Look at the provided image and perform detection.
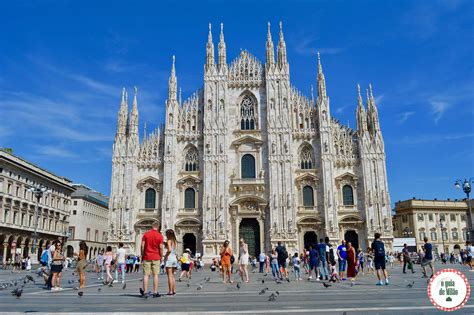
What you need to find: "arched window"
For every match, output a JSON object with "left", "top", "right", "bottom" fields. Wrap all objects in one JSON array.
[
  {"left": 184, "top": 146, "right": 198, "bottom": 171},
  {"left": 300, "top": 145, "right": 313, "bottom": 169},
  {"left": 145, "top": 188, "right": 156, "bottom": 208},
  {"left": 184, "top": 188, "right": 195, "bottom": 209},
  {"left": 241, "top": 154, "right": 256, "bottom": 179},
  {"left": 342, "top": 185, "right": 354, "bottom": 205},
  {"left": 303, "top": 186, "right": 314, "bottom": 206},
  {"left": 240, "top": 95, "right": 256, "bottom": 130}
]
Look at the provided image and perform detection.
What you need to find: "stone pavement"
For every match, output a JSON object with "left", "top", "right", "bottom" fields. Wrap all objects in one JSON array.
[{"left": 0, "top": 262, "right": 473, "bottom": 314}]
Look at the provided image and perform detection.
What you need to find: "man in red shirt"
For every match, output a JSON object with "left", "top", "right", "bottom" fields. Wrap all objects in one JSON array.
[{"left": 140, "top": 222, "right": 164, "bottom": 297}]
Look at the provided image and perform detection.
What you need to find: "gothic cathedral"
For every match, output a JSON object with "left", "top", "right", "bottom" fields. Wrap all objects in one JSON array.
[{"left": 108, "top": 23, "right": 393, "bottom": 258}]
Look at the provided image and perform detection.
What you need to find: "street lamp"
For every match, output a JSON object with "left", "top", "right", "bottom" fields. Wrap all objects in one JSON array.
[
  {"left": 402, "top": 227, "right": 413, "bottom": 238},
  {"left": 439, "top": 219, "right": 447, "bottom": 255},
  {"left": 455, "top": 178, "right": 474, "bottom": 243},
  {"left": 27, "top": 185, "right": 52, "bottom": 255}
]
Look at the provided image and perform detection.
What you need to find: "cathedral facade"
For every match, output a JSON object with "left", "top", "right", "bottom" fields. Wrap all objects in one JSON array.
[{"left": 108, "top": 23, "right": 393, "bottom": 258}]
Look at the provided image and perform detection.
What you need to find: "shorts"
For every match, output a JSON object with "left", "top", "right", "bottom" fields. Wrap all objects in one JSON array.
[
  {"left": 374, "top": 256, "right": 386, "bottom": 270},
  {"left": 76, "top": 259, "right": 87, "bottom": 272},
  {"left": 142, "top": 260, "right": 160, "bottom": 276},
  {"left": 165, "top": 255, "right": 178, "bottom": 268},
  {"left": 181, "top": 263, "right": 190, "bottom": 271},
  {"left": 40, "top": 261, "right": 47, "bottom": 267},
  {"left": 421, "top": 258, "right": 433, "bottom": 268},
  {"left": 338, "top": 259, "right": 346, "bottom": 272},
  {"left": 466, "top": 256, "right": 472, "bottom": 263},
  {"left": 309, "top": 260, "right": 318, "bottom": 270},
  {"left": 51, "top": 264, "right": 63, "bottom": 273},
  {"left": 278, "top": 260, "right": 287, "bottom": 269}
]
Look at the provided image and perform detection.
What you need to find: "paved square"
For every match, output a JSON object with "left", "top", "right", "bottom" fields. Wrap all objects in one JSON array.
[{"left": 0, "top": 263, "right": 473, "bottom": 314}]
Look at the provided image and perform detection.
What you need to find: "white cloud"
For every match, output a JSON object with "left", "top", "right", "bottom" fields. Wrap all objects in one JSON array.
[
  {"left": 395, "top": 133, "right": 474, "bottom": 145},
  {"left": 430, "top": 100, "right": 451, "bottom": 124},
  {"left": 397, "top": 111, "right": 415, "bottom": 124},
  {"left": 294, "top": 35, "right": 343, "bottom": 56},
  {"left": 36, "top": 145, "right": 78, "bottom": 158}
]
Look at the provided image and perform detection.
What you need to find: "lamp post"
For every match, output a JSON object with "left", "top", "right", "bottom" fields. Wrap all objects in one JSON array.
[
  {"left": 402, "top": 227, "right": 413, "bottom": 238},
  {"left": 455, "top": 178, "right": 474, "bottom": 243},
  {"left": 27, "top": 185, "right": 52, "bottom": 255},
  {"left": 439, "top": 219, "right": 447, "bottom": 255}
]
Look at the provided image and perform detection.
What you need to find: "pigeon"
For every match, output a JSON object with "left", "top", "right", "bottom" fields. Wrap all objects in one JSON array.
[
  {"left": 12, "top": 287, "right": 23, "bottom": 298},
  {"left": 268, "top": 293, "right": 277, "bottom": 301},
  {"left": 264, "top": 273, "right": 267, "bottom": 277},
  {"left": 186, "top": 283, "right": 190, "bottom": 287},
  {"left": 236, "top": 282, "right": 241, "bottom": 289},
  {"left": 258, "top": 288, "right": 269, "bottom": 295},
  {"left": 407, "top": 281, "right": 415, "bottom": 288},
  {"left": 205, "top": 277, "right": 210, "bottom": 282},
  {"left": 275, "top": 279, "right": 281, "bottom": 284},
  {"left": 108, "top": 283, "right": 113, "bottom": 288},
  {"left": 122, "top": 283, "right": 126, "bottom": 290},
  {"left": 350, "top": 281, "right": 354, "bottom": 287},
  {"left": 286, "top": 278, "right": 290, "bottom": 283},
  {"left": 275, "top": 291, "right": 279, "bottom": 295},
  {"left": 68, "top": 280, "right": 73, "bottom": 284},
  {"left": 97, "top": 288, "right": 102, "bottom": 292},
  {"left": 261, "top": 279, "right": 265, "bottom": 284},
  {"left": 72, "top": 272, "right": 75, "bottom": 276},
  {"left": 14, "top": 281, "right": 17, "bottom": 286},
  {"left": 78, "top": 291, "right": 83, "bottom": 297},
  {"left": 73, "top": 287, "right": 79, "bottom": 290},
  {"left": 197, "top": 284, "right": 203, "bottom": 290},
  {"left": 323, "top": 282, "right": 331, "bottom": 288},
  {"left": 26, "top": 275, "right": 35, "bottom": 283}
]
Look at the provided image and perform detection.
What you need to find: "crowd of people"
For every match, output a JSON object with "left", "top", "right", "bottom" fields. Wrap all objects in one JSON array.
[{"left": 3, "top": 223, "right": 473, "bottom": 298}]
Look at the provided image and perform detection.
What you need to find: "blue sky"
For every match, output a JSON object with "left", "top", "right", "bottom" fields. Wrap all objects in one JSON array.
[{"left": 0, "top": 0, "right": 473, "bottom": 205}]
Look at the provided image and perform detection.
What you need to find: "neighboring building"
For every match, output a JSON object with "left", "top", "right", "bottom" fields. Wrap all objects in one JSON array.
[
  {"left": 0, "top": 149, "right": 75, "bottom": 263},
  {"left": 109, "top": 23, "right": 393, "bottom": 257},
  {"left": 393, "top": 198, "right": 472, "bottom": 254},
  {"left": 66, "top": 184, "right": 109, "bottom": 259}
]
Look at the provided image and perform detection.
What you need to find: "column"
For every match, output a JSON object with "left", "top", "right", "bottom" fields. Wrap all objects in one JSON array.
[{"left": 2, "top": 243, "right": 8, "bottom": 265}]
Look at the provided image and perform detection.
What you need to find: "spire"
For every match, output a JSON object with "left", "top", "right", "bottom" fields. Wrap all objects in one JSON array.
[
  {"left": 277, "top": 21, "right": 287, "bottom": 67},
  {"left": 218, "top": 23, "right": 226, "bottom": 68},
  {"left": 116, "top": 87, "right": 129, "bottom": 136},
  {"left": 143, "top": 121, "right": 147, "bottom": 143},
  {"left": 310, "top": 84, "right": 315, "bottom": 104},
  {"left": 266, "top": 22, "right": 275, "bottom": 65},
  {"left": 317, "top": 52, "right": 327, "bottom": 99},
  {"left": 179, "top": 87, "right": 182, "bottom": 106},
  {"left": 168, "top": 55, "right": 177, "bottom": 101},
  {"left": 367, "top": 83, "right": 380, "bottom": 133},
  {"left": 129, "top": 86, "right": 139, "bottom": 136},
  {"left": 206, "top": 23, "right": 215, "bottom": 70},
  {"left": 356, "top": 84, "right": 368, "bottom": 132}
]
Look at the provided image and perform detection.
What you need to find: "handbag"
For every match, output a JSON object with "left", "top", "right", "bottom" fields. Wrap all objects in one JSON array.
[{"left": 407, "top": 260, "right": 413, "bottom": 270}]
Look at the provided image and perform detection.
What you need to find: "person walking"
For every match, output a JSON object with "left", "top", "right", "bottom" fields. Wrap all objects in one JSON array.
[
  {"left": 270, "top": 249, "right": 280, "bottom": 279},
  {"left": 292, "top": 253, "right": 302, "bottom": 280},
  {"left": 317, "top": 239, "right": 329, "bottom": 281},
  {"left": 371, "top": 233, "right": 389, "bottom": 285},
  {"left": 258, "top": 252, "right": 266, "bottom": 273},
  {"left": 114, "top": 242, "right": 126, "bottom": 284},
  {"left": 402, "top": 244, "right": 415, "bottom": 274},
  {"left": 96, "top": 250, "right": 104, "bottom": 280},
  {"left": 134, "top": 256, "right": 141, "bottom": 272},
  {"left": 104, "top": 246, "right": 114, "bottom": 285},
  {"left": 164, "top": 229, "right": 178, "bottom": 295},
  {"left": 76, "top": 241, "right": 88, "bottom": 289},
  {"left": 26, "top": 256, "right": 31, "bottom": 271},
  {"left": 421, "top": 237, "right": 435, "bottom": 278},
  {"left": 337, "top": 240, "right": 347, "bottom": 280},
  {"left": 346, "top": 242, "right": 357, "bottom": 284},
  {"left": 238, "top": 239, "right": 250, "bottom": 283},
  {"left": 307, "top": 244, "right": 318, "bottom": 280},
  {"left": 179, "top": 249, "right": 192, "bottom": 281},
  {"left": 357, "top": 249, "right": 365, "bottom": 275},
  {"left": 140, "top": 222, "right": 164, "bottom": 298},
  {"left": 219, "top": 240, "right": 233, "bottom": 284},
  {"left": 275, "top": 241, "right": 289, "bottom": 281},
  {"left": 51, "top": 242, "right": 65, "bottom": 291},
  {"left": 465, "top": 241, "right": 473, "bottom": 271}
]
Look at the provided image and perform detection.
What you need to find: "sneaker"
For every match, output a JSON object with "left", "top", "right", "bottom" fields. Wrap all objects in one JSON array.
[
  {"left": 308, "top": 276, "right": 313, "bottom": 280},
  {"left": 51, "top": 287, "right": 58, "bottom": 291},
  {"left": 113, "top": 280, "right": 118, "bottom": 283},
  {"left": 316, "top": 277, "right": 320, "bottom": 281},
  {"left": 385, "top": 280, "right": 389, "bottom": 285},
  {"left": 376, "top": 281, "right": 383, "bottom": 286},
  {"left": 57, "top": 287, "right": 63, "bottom": 290},
  {"left": 342, "top": 278, "right": 347, "bottom": 281},
  {"left": 139, "top": 288, "right": 145, "bottom": 297},
  {"left": 153, "top": 293, "right": 161, "bottom": 298}
]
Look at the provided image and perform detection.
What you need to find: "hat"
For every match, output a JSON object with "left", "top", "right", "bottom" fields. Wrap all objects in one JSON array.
[{"left": 185, "top": 248, "right": 191, "bottom": 253}]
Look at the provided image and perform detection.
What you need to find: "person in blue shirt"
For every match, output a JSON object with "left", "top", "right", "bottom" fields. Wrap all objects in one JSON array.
[
  {"left": 317, "top": 238, "right": 329, "bottom": 280},
  {"left": 421, "top": 237, "right": 435, "bottom": 278},
  {"left": 307, "top": 245, "right": 319, "bottom": 280},
  {"left": 337, "top": 240, "right": 347, "bottom": 280}
]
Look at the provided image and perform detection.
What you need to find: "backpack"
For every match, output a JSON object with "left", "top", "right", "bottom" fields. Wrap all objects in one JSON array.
[
  {"left": 281, "top": 247, "right": 288, "bottom": 260},
  {"left": 372, "top": 240, "right": 385, "bottom": 257},
  {"left": 230, "top": 255, "right": 235, "bottom": 264},
  {"left": 40, "top": 250, "right": 49, "bottom": 264},
  {"left": 328, "top": 247, "right": 336, "bottom": 265}
]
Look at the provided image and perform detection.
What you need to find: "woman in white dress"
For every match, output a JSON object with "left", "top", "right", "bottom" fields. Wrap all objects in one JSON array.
[
  {"left": 164, "top": 229, "right": 178, "bottom": 295},
  {"left": 238, "top": 238, "right": 250, "bottom": 283}
]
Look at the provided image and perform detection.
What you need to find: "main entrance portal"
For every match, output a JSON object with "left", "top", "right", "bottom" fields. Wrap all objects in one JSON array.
[
  {"left": 239, "top": 218, "right": 260, "bottom": 258},
  {"left": 183, "top": 233, "right": 197, "bottom": 255},
  {"left": 344, "top": 230, "right": 359, "bottom": 251},
  {"left": 304, "top": 231, "right": 318, "bottom": 250}
]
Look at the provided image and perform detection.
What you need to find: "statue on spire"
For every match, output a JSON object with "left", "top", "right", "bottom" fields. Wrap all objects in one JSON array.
[
  {"left": 277, "top": 21, "right": 287, "bottom": 67},
  {"left": 317, "top": 52, "right": 327, "bottom": 99},
  {"left": 266, "top": 22, "right": 275, "bottom": 65},
  {"left": 206, "top": 23, "right": 215, "bottom": 70},
  {"left": 168, "top": 55, "right": 177, "bottom": 101},
  {"left": 218, "top": 22, "right": 226, "bottom": 68}
]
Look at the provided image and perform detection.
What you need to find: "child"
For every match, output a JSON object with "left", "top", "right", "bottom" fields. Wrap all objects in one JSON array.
[
  {"left": 292, "top": 253, "right": 302, "bottom": 280},
  {"left": 329, "top": 260, "right": 339, "bottom": 282}
]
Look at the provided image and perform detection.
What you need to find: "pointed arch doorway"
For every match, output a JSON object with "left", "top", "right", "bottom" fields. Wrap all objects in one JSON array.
[
  {"left": 183, "top": 233, "right": 196, "bottom": 255},
  {"left": 344, "top": 230, "right": 359, "bottom": 251},
  {"left": 304, "top": 231, "right": 318, "bottom": 250}
]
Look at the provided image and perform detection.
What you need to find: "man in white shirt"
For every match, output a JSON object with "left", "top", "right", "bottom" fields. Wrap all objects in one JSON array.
[
  {"left": 466, "top": 241, "right": 473, "bottom": 271},
  {"left": 258, "top": 252, "right": 266, "bottom": 273},
  {"left": 115, "top": 242, "right": 127, "bottom": 284}
]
